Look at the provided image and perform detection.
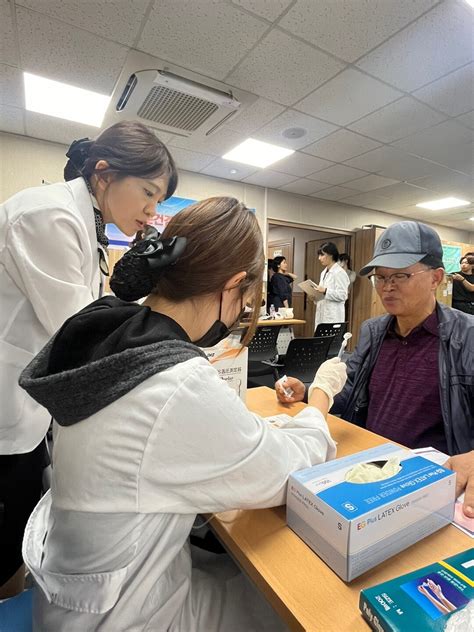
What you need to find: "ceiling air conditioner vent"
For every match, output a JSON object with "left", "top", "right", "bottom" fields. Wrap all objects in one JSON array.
[
  {"left": 137, "top": 84, "right": 219, "bottom": 132},
  {"left": 104, "top": 57, "right": 251, "bottom": 138}
]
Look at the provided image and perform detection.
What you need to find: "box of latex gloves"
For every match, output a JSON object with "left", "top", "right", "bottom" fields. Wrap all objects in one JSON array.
[
  {"left": 202, "top": 334, "right": 248, "bottom": 402},
  {"left": 286, "top": 443, "right": 455, "bottom": 582}
]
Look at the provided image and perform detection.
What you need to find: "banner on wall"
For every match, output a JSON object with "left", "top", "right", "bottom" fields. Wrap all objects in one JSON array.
[
  {"left": 106, "top": 196, "right": 196, "bottom": 247},
  {"left": 442, "top": 244, "right": 462, "bottom": 274}
]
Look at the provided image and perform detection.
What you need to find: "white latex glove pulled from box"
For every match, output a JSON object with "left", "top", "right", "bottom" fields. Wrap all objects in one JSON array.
[{"left": 308, "top": 357, "right": 347, "bottom": 410}]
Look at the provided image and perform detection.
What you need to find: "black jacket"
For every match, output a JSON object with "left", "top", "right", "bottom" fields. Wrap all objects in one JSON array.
[{"left": 331, "top": 303, "right": 474, "bottom": 455}]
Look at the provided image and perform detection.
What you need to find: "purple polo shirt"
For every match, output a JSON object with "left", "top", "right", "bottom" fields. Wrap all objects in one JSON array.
[{"left": 366, "top": 310, "right": 447, "bottom": 452}]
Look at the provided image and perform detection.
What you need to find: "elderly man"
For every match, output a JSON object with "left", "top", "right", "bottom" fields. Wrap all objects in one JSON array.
[{"left": 277, "top": 221, "right": 473, "bottom": 456}]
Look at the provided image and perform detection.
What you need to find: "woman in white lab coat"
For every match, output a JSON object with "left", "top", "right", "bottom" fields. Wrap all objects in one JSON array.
[
  {"left": 314, "top": 242, "right": 350, "bottom": 331},
  {"left": 0, "top": 121, "right": 177, "bottom": 597},
  {"left": 20, "top": 197, "right": 347, "bottom": 631}
]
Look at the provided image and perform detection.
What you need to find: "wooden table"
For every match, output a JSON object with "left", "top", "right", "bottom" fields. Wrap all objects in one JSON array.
[
  {"left": 240, "top": 318, "right": 306, "bottom": 328},
  {"left": 210, "top": 387, "right": 469, "bottom": 632}
]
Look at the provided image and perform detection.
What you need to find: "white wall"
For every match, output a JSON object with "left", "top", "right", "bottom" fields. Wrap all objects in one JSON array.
[
  {"left": 1, "top": 131, "right": 473, "bottom": 246},
  {"left": 268, "top": 224, "right": 334, "bottom": 281}
]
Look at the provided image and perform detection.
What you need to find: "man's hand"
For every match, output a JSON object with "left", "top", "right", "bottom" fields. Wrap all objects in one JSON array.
[
  {"left": 275, "top": 377, "right": 305, "bottom": 404},
  {"left": 452, "top": 273, "right": 464, "bottom": 282},
  {"left": 315, "top": 285, "right": 326, "bottom": 294},
  {"left": 445, "top": 451, "right": 474, "bottom": 517}
]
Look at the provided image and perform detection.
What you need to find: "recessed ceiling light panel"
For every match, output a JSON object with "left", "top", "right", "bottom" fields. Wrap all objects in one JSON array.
[
  {"left": 24, "top": 72, "right": 110, "bottom": 127},
  {"left": 416, "top": 197, "right": 470, "bottom": 210},
  {"left": 222, "top": 138, "right": 294, "bottom": 168}
]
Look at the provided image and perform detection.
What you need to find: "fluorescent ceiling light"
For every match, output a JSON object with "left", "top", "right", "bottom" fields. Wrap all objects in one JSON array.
[
  {"left": 465, "top": 0, "right": 474, "bottom": 7},
  {"left": 222, "top": 138, "right": 294, "bottom": 168},
  {"left": 24, "top": 72, "right": 110, "bottom": 127},
  {"left": 416, "top": 197, "right": 470, "bottom": 210}
]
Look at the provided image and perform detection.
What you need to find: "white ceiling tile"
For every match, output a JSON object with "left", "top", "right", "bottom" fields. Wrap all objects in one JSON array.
[
  {"left": 279, "top": 178, "right": 329, "bottom": 195},
  {"left": 225, "top": 98, "right": 285, "bottom": 135},
  {"left": 456, "top": 111, "right": 474, "bottom": 130},
  {"left": 0, "top": 64, "right": 24, "bottom": 108},
  {"left": 150, "top": 129, "right": 175, "bottom": 145},
  {"left": 345, "top": 146, "right": 456, "bottom": 180},
  {"left": 280, "top": 0, "right": 437, "bottom": 62},
  {"left": 18, "top": 0, "right": 149, "bottom": 47},
  {"left": 413, "top": 63, "right": 474, "bottom": 117},
  {"left": 409, "top": 171, "right": 474, "bottom": 199},
  {"left": 311, "top": 185, "right": 359, "bottom": 201},
  {"left": 243, "top": 169, "right": 297, "bottom": 187},
  {"left": 200, "top": 158, "right": 257, "bottom": 180},
  {"left": 341, "top": 191, "right": 393, "bottom": 210},
  {"left": 348, "top": 96, "right": 446, "bottom": 142},
  {"left": 344, "top": 174, "right": 400, "bottom": 192},
  {"left": 137, "top": 0, "right": 267, "bottom": 81},
  {"left": 16, "top": 6, "right": 128, "bottom": 94},
  {"left": 392, "top": 120, "right": 474, "bottom": 172},
  {"left": 169, "top": 127, "right": 243, "bottom": 156},
  {"left": 360, "top": 182, "right": 438, "bottom": 210},
  {"left": 0, "top": 0, "right": 18, "bottom": 65},
  {"left": 231, "top": 0, "right": 293, "bottom": 22},
  {"left": 296, "top": 69, "right": 402, "bottom": 125},
  {"left": 167, "top": 147, "right": 216, "bottom": 172},
  {"left": 272, "top": 151, "right": 334, "bottom": 177},
  {"left": 357, "top": 1, "right": 474, "bottom": 91},
  {"left": 0, "top": 104, "right": 25, "bottom": 135},
  {"left": 309, "top": 164, "right": 369, "bottom": 185},
  {"left": 226, "top": 30, "right": 344, "bottom": 106},
  {"left": 25, "top": 111, "right": 98, "bottom": 145},
  {"left": 303, "top": 129, "right": 381, "bottom": 162},
  {"left": 254, "top": 109, "right": 338, "bottom": 149}
]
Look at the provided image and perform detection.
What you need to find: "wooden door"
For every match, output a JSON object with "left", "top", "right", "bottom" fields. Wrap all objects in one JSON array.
[
  {"left": 267, "top": 239, "right": 294, "bottom": 272},
  {"left": 303, "top": 236, "right": 351, "bottom": 337},
  {"left": 350, "top": 227, "right": 386, "bottom": 349}
]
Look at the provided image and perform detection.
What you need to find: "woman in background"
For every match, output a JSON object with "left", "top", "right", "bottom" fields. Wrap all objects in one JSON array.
[
  {"left": 268, "top": 255, "right": 297, "bottom": 309},
  {"left": 0, "top": 121, "right": 177, "bottom": 597},
  {"left": 338, "top": 253, "right": 356, "bottom": 286},
  {"left": 452, "top": 255, "right": 474, "bottom": 315},
  {"left": 314, "top": 242, "right": 350, "bottom": 330},
  {"left": 20, "top": 197, "right": 346, "bottom": 631}
]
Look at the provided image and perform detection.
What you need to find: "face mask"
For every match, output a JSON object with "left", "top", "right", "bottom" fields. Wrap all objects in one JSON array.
[{"left": 194, "top": 294, "right": 245, "bottom": 348}]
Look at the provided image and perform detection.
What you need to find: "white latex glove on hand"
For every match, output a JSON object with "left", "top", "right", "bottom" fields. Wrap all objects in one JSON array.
[{"left": 308, "top": 357, "right": 347, "bottom": 410}]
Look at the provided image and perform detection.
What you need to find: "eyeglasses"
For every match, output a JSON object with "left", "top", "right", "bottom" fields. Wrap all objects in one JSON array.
[{"left": 368, "top": 269, "right": 430, "bottom": 288}]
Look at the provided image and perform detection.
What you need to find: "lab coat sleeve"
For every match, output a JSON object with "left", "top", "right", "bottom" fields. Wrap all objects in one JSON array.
[
  {"left": 139, "top": 361, "right": 337, "bottom": 514},
  {"left": 324, "top": 268, "right": 349, "bottom": 303},
  {"left": 5, "top": 207, "right": 95, "bottom": 337}
]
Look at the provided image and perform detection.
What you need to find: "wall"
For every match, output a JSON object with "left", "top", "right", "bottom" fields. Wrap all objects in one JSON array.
[
  {"left": 1, "top": 131, "right": 473, "bottom": 246},
  {"left": 268, "top": 224, "right": 335, "bottom": 281}
]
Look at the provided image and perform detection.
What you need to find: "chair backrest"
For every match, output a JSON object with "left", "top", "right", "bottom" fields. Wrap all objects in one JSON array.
[
  {"left": 283, "top": 337, "right": 332, "bottom": 384},
  {"left": 0, "top": 589, "right": 32, "bottom": 632},
  {"left": 313, "top": 322, "right": 347, "bottom": 358},
  {"left": 246, "top": 326, "right": 281, "bottom": 362}
]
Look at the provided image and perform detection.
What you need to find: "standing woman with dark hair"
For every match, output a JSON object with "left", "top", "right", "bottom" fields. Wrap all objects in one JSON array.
[
  {"left": 19, "top": 197, "right": 347, "bottom": 631},
  {"left": 452, "top": 255, "right": 474, "bottom": 315},
  {"left": 0, "top": 121, "right": 177, "bottom": 597},
  {"left": 314, "top": 242, "right": 350, "bottom": 329},
  {"left": 268, "top": 255, "right": 296, "bottom": 309}
]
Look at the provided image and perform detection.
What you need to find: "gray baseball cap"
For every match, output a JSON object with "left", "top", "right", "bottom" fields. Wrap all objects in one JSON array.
[{"left": 359, "top": 221, "right": 444, "bottom": 276}]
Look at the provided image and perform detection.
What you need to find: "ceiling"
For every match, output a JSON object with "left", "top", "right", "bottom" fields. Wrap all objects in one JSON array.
[{"left": 1, "top": 0, "right": 474, "bottom": 231}]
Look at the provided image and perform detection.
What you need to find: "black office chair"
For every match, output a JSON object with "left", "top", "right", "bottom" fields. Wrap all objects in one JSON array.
[
  {"left": 313, "top": 322, "right": 347, "bottom": 358},
  {"left": 245, "top": 325, "right": 281, "bottom": 387},
  {"left": 274, "top": 337, "right": 332, "bottom": 388}
]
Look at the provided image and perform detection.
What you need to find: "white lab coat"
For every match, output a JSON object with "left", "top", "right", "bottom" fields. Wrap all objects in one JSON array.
[
  {"left": 23, "top": 357, "right": 336, "bottom": 632},
  {"left": 0, "top": 178, "right": 101, "bottom": 453},
  {"left": 314, "top": 263, "right": 350, "bottom": 330}
]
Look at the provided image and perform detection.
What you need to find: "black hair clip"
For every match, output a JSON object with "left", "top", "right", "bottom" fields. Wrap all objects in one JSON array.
[
  {"left": 132, "top": 235, "right": 187, "bottom": 271},
  {"left": 65, "top": 138, "right": 93, "bottom": 168}
]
